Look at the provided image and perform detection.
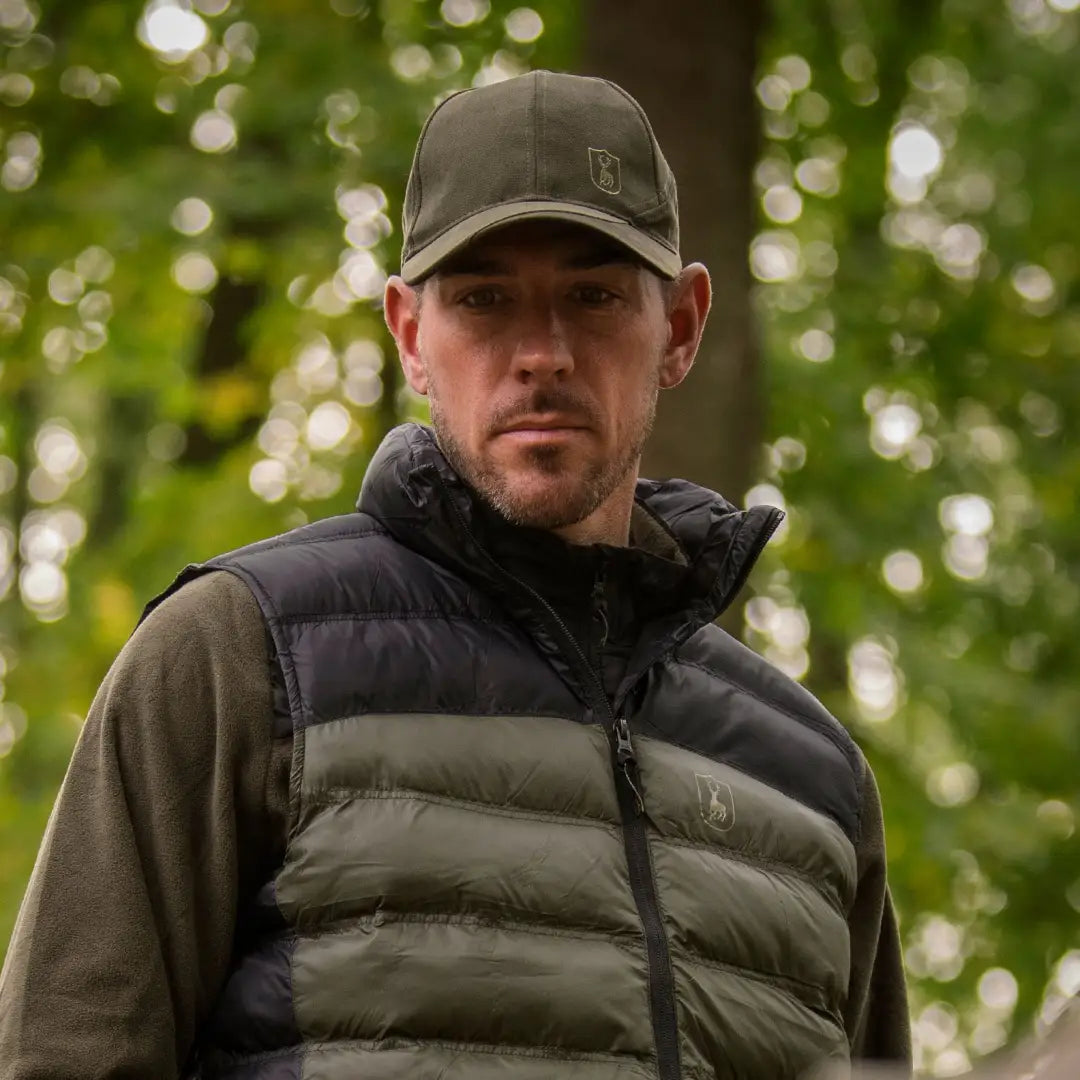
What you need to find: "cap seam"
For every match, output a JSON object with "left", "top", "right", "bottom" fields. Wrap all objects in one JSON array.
[
  {"left": 409, "top": 101, "right": 443, "bottom": 239},
  {"left": 404, "top": 88, "right": 473, "bottom": 250},
  {"left": 533, "top": 71, "right": 541, "bottom": 197},
  {"left": 401, "top": 87, "right": 473, "bottom": 258}
]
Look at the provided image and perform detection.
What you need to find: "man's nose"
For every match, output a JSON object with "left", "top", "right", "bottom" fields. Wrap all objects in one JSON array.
[{"left": 508, "top": 306, "right": 574, "bottom": 381}]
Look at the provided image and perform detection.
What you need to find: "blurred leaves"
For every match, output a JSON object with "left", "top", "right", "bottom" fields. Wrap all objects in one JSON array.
[
  {"left": 2, "top": 0, "right": 1079, "bottom": 1075},
  {"left": 749, "top": 0, "right": 1080, "bottom": 1071}
]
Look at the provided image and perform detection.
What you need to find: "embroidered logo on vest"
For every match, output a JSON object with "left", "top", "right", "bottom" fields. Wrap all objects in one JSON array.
[
  {"left": 696, "top": 773, "right": 736, "bottom": 832},
  {"left": 588, "top": 147, "right": 621, "bottom": 194}
]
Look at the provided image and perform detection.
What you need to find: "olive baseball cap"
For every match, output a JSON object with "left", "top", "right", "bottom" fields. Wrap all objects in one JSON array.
[{"left": 400, "top": 70, "right": 681, "bottom": 284}]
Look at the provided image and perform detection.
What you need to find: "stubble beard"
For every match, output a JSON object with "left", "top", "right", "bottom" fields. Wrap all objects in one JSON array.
[{"left": 426, "top": 367, "right": 659, "bottom": 532}]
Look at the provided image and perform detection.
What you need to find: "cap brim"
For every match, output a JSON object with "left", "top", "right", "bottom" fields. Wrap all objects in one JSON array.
[{"left": 400, "top": 200, "right": 681, "bottom": 284}]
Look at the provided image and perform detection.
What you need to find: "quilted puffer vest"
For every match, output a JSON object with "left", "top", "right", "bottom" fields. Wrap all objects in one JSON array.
[{"left": 156, "top": 424, "right": 863, "bottom": 1080}]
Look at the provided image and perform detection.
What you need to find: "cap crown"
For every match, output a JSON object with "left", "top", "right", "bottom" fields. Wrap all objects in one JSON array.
[{"left": 401, "top": 71, "right": 680, "bottom": 282}]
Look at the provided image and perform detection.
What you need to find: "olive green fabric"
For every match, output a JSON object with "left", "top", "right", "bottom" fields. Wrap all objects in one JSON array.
[
  {"left": 400, "top": 70, "right": 681, "bottom": 282},
  {"left": 277, "top": 713, "right": 853, "bottom": 1078},
  {"left": 301, "top": 1045, "right": 655, "bottom": 1080},
  {"left": 0, "top": 572, "right": 290, "bottom": 1080}
]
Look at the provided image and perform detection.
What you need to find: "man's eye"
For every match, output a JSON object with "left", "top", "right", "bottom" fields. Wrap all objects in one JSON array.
[
  {"left": 460, "top": 287, "right": 502, "bottom": 308},
  {"left": 573, "top": 285, "right": 617, "bottom": 306}
]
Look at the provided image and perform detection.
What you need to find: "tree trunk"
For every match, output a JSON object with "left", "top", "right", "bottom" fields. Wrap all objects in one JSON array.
[{"left": 578, "top": 1, "right": 764, "bottom": 507}]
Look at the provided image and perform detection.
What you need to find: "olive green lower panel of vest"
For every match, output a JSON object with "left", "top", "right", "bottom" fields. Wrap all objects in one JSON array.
[
  {"left": 291, "top": 918, "right": 654, "bottom": 1056},
  {"left": 277, "top": 793, "right": 638, "bottom": 932},
  {"left": 281, "top": 712, "right": 854, "bottom": 1080},
  {"left": 633, "top": 734, "right": 857, "bottom": 906},
  {"left": 297, "top": 711, "right": 619, "bottom": 822},
  {"left": 672, "top": 953, "right": 849, "bottom": 1079},
  {"left": 651, "top": 839, "right": 849, "bottom": 1014},
  {"left": 297, "top": 1042, "right": 658, "bottom": 1080}
]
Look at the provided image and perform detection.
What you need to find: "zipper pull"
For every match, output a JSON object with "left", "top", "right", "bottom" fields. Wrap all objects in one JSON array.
[
  {"left": 614, "top": 714, "right": 635, "bottom": 765},
  {"left": 614, "top": 715, "right": 645, "bottom": 815}
]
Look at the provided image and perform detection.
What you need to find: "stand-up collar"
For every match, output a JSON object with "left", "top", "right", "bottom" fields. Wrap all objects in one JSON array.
[{"left": 357, "top": 423, "right": 782, "bottom": 665}]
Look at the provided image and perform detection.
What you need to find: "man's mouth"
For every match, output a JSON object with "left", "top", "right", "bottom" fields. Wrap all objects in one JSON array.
[{"left": 497, "top": 415, "right": 590, "bottom": 435}]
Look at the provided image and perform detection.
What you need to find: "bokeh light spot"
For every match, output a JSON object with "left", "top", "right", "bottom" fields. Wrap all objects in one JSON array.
[
  {"left": 249, "top": 458, "right": 288, "bottom": 503},
  {"left": 306, "top": 401, "right": 352, "bottom": 451},
  {"left": 141, "top": 3, "right": 210, "bottom": 61},
  {"left": 441, "top": 0, "right": 490, "bottom": 27},
  {"left": 191, "top": 109, "right": 237, "bottom": 153},
  {"left": 775, "top": 55, "right": 811, "bottom": 92},
  {"left": 939, "top": 493, "right": 994, "bottom": 536},
  {"left": 978, "top": 968, "right": 1019, "bottom": 1012},
  {"left": 797, "top": 328, "right": 834, "bottom": 362},
  {"left": 47, "top": 268, "right": 85, "bottom": 305},
  {"left": 75, "top": 246, "right": 115, "bottom": 282},
  {"left": 505, "top": 7, "right": 542, "bottom": 42},
  {"left": 750, "top": 231, "right": 801, "bottom": 282},
  {"left": 1011, "top": 263, "right": 1055, "bottom": 308},
  {"left": 926, "top": 763, "right": 979, "bottom": 807},
  {"left": 762, "top": 185, "right": 803, "bottom": 224},
  {"left": 172, "top": 196, "right": 213, "bottom": 235},
  {"left": 883, "top": 550, "right": 924, "bottom": 594},
  {"left": 390, "top": 44, "right": 432, "bottom": 81},
  {"left": 848, "top": 637, "right": 901, "bottom": 722},
  {"left": 871, "top": 402, "right": 922, "bottom": 458},
  {"left": 171, "top": 251, "right": 218, "bottom": 293},
  {"left": 0, "top": 72, "right": 34, "bottom": 106}
]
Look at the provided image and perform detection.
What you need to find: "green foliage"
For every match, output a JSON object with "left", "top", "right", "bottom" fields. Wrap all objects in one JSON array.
[
  {"left": 2, "top": 0, "right": 1079, "bottom": 1073},
  {"left": 753, "top": 0, "right": 1080, "bottom": 1069}
]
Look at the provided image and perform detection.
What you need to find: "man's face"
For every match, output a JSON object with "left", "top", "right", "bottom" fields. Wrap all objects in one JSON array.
[{"left": 398, "top": 221, "right": 675, "bottom": 531}]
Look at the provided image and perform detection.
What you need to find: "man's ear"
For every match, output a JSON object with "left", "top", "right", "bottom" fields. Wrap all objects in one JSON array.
[
  {"left": 658, "top": 263, "right": 711, "bottom": 390},
  {"left": 383, "top": 275, "right": 428, "bottom": 395}
]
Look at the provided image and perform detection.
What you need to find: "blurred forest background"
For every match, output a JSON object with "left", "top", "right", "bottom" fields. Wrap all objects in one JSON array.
[{"left": 1, "top": 0, "right": 1078, "bottom": 1075}]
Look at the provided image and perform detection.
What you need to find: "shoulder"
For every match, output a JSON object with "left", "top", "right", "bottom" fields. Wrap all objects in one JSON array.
[
  {"left": 119, "top": 570, "right": 270, "bottom": 704},
  {"left": 678, "top": 622, "right": 861, "bottom": 769},
  {"left": 663, "top": 622, "right": 866, "bottom": 840},
  {"left": 144, "top": 566, "right": 262, "bottom": 627},
  {"left": 214, "top": 512, "right": 387, "bottom": 561},
  {"left": 138, "top": 568, "right": 264, "bottom": 649},
  {"left": 140, "top": 513, "right": 396, "bottom": 627},
  {"left": 208, "top": 513, "right": 404, "bottom": 613},
  {"left": 202, "top": 513, "right": 491, "bottom": 622},
  {"left": 87, "top": 568, "right": 277, "bottom": 797}
]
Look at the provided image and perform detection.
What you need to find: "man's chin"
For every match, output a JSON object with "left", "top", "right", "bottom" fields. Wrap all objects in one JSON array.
[
  {"left": 473, "top": 470, "right": 598, "bottom": 530},
  {"left": 435, "top": 431, "right": 611, "bottom": 530}
]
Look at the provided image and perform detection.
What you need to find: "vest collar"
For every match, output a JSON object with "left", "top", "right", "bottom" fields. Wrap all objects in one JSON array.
[{"left": 357, "top": 423, "right": 782, "bottom": 693}]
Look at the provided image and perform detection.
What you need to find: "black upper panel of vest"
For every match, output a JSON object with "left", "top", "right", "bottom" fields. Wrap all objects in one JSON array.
[{"left": 148, "top": 423, "right": 862, "bottom": 840}]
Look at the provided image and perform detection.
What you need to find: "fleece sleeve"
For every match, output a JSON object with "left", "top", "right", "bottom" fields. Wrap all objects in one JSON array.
[
  {"left": 0, "top": 571, "right": 291, "bottom": 1080},
  {"left": 844, "top": 753, "right": 913, "bottom": 1070}
]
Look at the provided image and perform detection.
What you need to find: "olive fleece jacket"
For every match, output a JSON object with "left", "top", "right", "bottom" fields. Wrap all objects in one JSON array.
[{"left": 0, "top": 571, "right": 911, "bottom": 1078}]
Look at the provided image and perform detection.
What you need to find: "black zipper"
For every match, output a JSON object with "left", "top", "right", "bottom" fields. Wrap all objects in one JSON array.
[
  {"left": 434, "top": 476, "right": 682, "bottom": 1079},
  {"left": 611, "top": 714, "right": 680, "bottom": 1080}
]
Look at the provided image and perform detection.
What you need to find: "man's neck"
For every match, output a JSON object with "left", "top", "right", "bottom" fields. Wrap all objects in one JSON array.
[{"left": 549, "top": 477, "right": 638, "bottom": 548}]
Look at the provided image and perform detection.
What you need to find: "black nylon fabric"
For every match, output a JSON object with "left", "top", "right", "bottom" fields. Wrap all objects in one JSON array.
[{"left": 155, "top": 423, "right": 863, "bottom": 1079}]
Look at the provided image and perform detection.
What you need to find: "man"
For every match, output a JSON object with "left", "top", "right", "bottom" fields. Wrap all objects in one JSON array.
[{"left": 0, "top": 71, "right": 911, "bottom": 1078}]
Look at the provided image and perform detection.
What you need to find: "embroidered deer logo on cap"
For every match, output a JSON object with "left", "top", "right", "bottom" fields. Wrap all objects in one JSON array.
[
  {"left": 588, "top": 147, "right": 621, "bottom": 195},
  {"left": 695, "top": 773, "right": 736, "bottom": 833}
]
